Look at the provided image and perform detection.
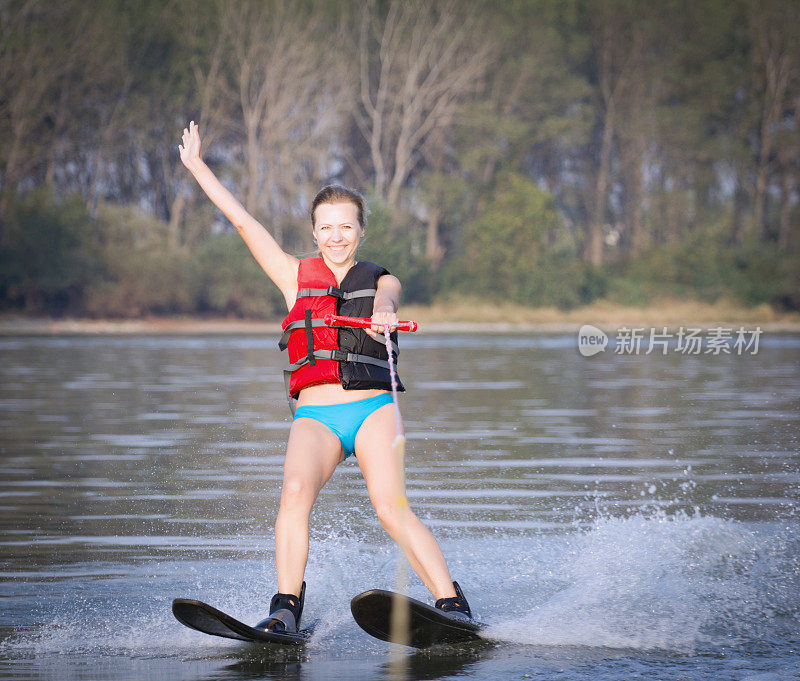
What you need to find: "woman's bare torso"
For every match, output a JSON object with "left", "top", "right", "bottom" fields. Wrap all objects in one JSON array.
[{"left": 295, "top": 383, "right": 387, "bottom": 407}]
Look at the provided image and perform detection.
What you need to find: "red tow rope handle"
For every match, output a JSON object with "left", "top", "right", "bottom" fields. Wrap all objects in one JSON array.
[{"left": 324, "top": 314, "right": 418, "bottom": 333}]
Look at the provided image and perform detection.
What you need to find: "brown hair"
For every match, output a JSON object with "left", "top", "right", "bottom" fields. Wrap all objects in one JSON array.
[{"left": 310, "top": 185, "right": 367, "bottom": 229}]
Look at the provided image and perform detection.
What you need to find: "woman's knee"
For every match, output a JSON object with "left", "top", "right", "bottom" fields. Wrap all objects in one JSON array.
[
  {"left": 279, "top": 476, "right": 315, "bottom": 511},
  {"left": 373, "top": 498, "right": 412, "bottom": 536}
]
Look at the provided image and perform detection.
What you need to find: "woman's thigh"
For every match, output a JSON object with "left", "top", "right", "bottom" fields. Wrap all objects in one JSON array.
[
  {"left": 281, "top": 417, "right": 344, "bottom": 504},
  {"left": 353, "top": 404, "right": 404, "bottom": 503}
]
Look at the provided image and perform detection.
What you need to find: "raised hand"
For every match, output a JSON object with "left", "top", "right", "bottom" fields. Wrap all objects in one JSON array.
[
  {"left": 175, "top": 118, "right": 298, "bottom": 300},
  {"left": 178, "top": 121, "right": 202, "bottom": 168}
]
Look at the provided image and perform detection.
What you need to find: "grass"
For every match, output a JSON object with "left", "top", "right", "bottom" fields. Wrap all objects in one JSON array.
[{"left": 402, "top": 296, "right": 800, "bottom": 330}]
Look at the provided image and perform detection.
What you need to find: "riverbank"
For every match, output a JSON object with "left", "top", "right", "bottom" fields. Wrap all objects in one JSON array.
[{"left": 2, "top": 297, "right": 799, "bottom": 335}]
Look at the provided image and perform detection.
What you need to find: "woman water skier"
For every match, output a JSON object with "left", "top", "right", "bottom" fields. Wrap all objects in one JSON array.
[{"left": 178, "top": 121, "right": 472, "bottom": 633}]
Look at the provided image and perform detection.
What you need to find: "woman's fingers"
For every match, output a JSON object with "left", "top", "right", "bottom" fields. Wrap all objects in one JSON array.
[
  {"left": 370, "top": 311, "right": 398, "bottom": 334},
  {"left": 178, "top": 122, "right": 201, "bottom": 164},
  {"left": 181, "top": 123, "right": 196, "bottom": 142}
]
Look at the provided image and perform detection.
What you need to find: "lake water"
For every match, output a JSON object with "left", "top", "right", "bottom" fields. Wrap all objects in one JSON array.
[{"left": 1, "top": 333, "right": 798, "bottom": 680}]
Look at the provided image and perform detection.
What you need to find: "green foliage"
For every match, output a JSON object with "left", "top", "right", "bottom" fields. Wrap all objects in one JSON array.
[
  {"left": 84, "top": 205, "right": 284, "bottom": 318},
  {"left": 355, "top": 199, "right": 438, "bottom": 304},
  {"left": 0, "top": 188, "right": 94, "bottom": 314},
  {"left": 82, "top": 202, "right": 196, "bottom": 317},
  {"left": 83, "top": 247, "right": 196, "bottom": 317},
  {"left": 727, "top": 243, "right": 800, "bottom": 310},
  {"left": 193, "top": 233, "right": 284, "bottom": 318},
  {"left": 2, "top": 0, "right": 799, "bottom": 317},
  {"left": 606, "top": 231, "right": 800, "bottom": 310},
  {"left": 0, "top": 192, "right": 285, "bottom": 318},
  {"left": 456, "top": 172, "right": 591, "bottom": 308},
  {"left": 1, "top": 186, "right": 797, "bottom": 318}
]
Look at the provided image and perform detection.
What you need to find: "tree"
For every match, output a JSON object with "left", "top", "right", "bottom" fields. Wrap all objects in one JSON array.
[
  {"left": 0, "top": 1, "right": 118, "bottom": 230},
  {"left": 216, "top": 0, "right": 349, "bottom": 250},
  {"left": 0, "top": 189, "right": 93, "bottom": 313},
  {"left": 747, "top": 0, "right": 800, "bottom": 241},
  {"left": 462, "top": 172, "right": 579, "bottom": 306},
  {"left": 350, "top": 0, "right": 493, "bottom": 211},
  {"left": 774, "top": 99, "right": 799, "bottom": 250},
  {"left": 578, "top": 0, "right": 655, "bottom": 266},
  {"left": 163, "top": 0, "right": 235, "bottom": 249}
]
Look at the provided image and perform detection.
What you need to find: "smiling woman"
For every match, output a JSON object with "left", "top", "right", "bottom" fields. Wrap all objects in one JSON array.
[
  {"left": 310, "top": 184, "right": 365, "bottom": 250},
  {"left": 177, "top": 121, "right": 473, "bottom": 635},
  {"left": 314, "top": 200, "right": 361, "bottom": 262}
]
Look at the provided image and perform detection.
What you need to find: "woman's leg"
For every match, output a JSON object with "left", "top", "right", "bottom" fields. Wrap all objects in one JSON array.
[
  {"left": 354, "top": 404, "right": 457, "bottom": 600},
  {"left": 275, "top": 417, "right": 342, "bottom": 596}
]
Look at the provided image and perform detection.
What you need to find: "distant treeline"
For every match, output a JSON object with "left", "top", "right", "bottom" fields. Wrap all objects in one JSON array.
[{"left": 1, "top": 0, "right": 798, "bottom": 317}]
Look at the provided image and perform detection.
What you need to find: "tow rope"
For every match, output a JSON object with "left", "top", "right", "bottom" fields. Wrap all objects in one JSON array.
[{"left": 325, "top": 313, "right": 415, "bottom": 655}]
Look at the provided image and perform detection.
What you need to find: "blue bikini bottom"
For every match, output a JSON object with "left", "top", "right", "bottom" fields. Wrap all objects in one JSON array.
[{"left": 293, "top": 393, "right": 394, "bottom": 458}]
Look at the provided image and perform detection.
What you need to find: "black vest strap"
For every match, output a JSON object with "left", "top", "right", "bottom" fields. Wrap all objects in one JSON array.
[{"left": 304, "top": 309, "right": 315, "bottom": 365}]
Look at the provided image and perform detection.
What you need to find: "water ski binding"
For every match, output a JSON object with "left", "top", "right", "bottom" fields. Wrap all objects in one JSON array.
[
  {"left": 172, "top": 598, "right": 314, "bottom": 645},
  {"left": 350, "top": 588, "right": 485, "bottom": 648}
]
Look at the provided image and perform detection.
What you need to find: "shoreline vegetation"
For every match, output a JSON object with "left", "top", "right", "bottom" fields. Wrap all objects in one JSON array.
[
  {"left": 3, "top": 3, "right": 800, "bottom": 332},
  {"left": 3, "top": 298, "right": 799, "bottom": 336}
]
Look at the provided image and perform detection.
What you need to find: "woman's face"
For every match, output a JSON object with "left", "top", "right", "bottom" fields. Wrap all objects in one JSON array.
[{"left": 313, "top": 201, "right": 363, "bottom": 266}]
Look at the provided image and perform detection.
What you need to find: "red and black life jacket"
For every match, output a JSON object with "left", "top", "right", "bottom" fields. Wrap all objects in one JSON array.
[{"left": 279, "top": 258, "right": 404, "bottom": 408}]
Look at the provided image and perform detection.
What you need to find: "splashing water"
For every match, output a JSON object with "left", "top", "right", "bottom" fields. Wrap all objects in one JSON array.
[
  {"left": 3, "top": 511, "right": 798, "bottom": 662},
  {"left": 3, "top": 333, "right": 799, "bottom": 680},
  {"left": 483, "top": 512, "right": 800, "bottom": 653}
]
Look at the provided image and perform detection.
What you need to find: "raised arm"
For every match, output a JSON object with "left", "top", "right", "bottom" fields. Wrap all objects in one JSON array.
[{"left": 178, "top": 121, "right": 298, "bottom": 307}]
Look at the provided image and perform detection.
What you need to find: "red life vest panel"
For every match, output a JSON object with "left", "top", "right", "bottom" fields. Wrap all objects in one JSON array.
[
  {"left": 280, "top": 258, "right": 403, "bottom": 404},
  {"left": 281, "top": 258, "right": 340, "bottom": 396}
]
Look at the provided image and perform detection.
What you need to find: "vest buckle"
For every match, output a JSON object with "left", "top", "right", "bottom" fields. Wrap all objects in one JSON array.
[{"left": 329, "top": 349, "right": 349, "bottom": 362}]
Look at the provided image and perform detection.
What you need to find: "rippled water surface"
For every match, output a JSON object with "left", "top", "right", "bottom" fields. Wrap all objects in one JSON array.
[{"left": 1, "top": 333, "right": 799, "bottom": 680}]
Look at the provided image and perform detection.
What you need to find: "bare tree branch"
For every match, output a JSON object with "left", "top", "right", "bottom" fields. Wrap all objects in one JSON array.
[{"left": 350, "top": 0, "right": 493, "bottom": 210}]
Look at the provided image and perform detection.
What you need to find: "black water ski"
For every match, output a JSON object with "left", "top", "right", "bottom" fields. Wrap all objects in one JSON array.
[
  {"left": 172, "top": 598, "right": 313, "bottom": 645},
  {"left": 350, "top": 589, "right": 484, "bottom": 649}
]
